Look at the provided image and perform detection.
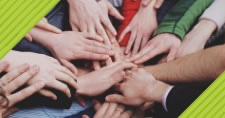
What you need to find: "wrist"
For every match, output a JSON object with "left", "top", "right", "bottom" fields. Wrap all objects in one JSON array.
[{"left": 144, "top": 80, "right": 170, "bottom": 103}]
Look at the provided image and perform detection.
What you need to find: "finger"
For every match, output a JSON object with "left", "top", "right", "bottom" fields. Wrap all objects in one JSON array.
[
  {"left": 106, "top": 94, "right": 127, "bottom": 104},
  {"left": 84, "top": 33, "right": 104, "bottom": 42},
  {"left": 141, "top": 37, "right": 149, "bottom": 49},
  {"left": 78, "top": 51, "right": 110, "bottom": 60},
  {"left": 3, "top": 65, "right": 40, "bottom": 94},
  {"left": 93, "top": 100, "right": 102, "bottom": 111},
  {"left": 37, "top": 18, "right": 62, "bottom": 33},
  {"left": 141, "top": 102, "right": 154, "bottom": 111},
  {"left": 125, "top": 31, "right": 137, "bottom": 55},
  {"left": 39, "top": 89, "right": 57, "bottom": 100},
  {"left": 8, "top": 81, "right": 45, "bottom": 107},
  {"left": 108, "top": 2, "right": 124, "bottom": 20},
  {"left": 0, "top": 61, "right": 9, "bottom": 73},
  {"left": 71, "top": 23, "right": 79, "bottom": 32},
  {"left": 93, "top": 61, "right": 101, "bottom": 70},
  {"left": 158, "top": 56, "right": 167, "bottom": 64},
  {"left": 0, "top": 64, "right": 30, "bottom": 87},
  {"left": 142, "top": 0, "right": 152, "bottom": 7},
  {"left": 104, "top": 103, "right": 118, "bottom": 118},
  {"left": 59, "top": 59, "right": 78, "bottom": 75},
  {"left": 82, "top": 115, "right": 90, "bottom": 118},
  {"left": 101, "top": 16, "right": 117, "bottom": 36},
  {"left": 94, "top": 102, "right": 110, "bottom": 118},
  {"left": 155, "top": 0, "right": 164, "bottom": 8},
  {"left": 134, "top": 47, "right": 166, "bottom": 64},
  {"left": 167, "top": 47, "right": 178, "bottom": 62},
  {"left": 129, "top": 44, "right": 155, "bottom": 62},
  {"left": 84, "top": 45, "right": 114, "bottom": 56},
  {"left": 121, "top": 109, "right": 134, "bottom": 118},
  {"left": 95, "top": 20, "right": 111, "bottom": 45},
  {"left": 24, "top": 33, "right": 32, "bottom": 42},
  {"left": 54, "top": 64, "right": 77, "bottom": 80},
  {"left": 132, "top": 33, "right": 142, "bottom": 56},
  {"left": 55, "top": 72, "right": 78, "bottom": 90},
  {"left": 85, "top": 39, "right": 111, "bottom": 50},
  {"left": 106, "top": 62, "right": 136, "bottom": 75},
  {"left": 111, "top": 104, "right": 125, "bottom": 118},
  {"left": 118, "top": 26, "right": 131, "bottom": 43},
  {"left": 110, "top": 71, "right": 126, "bottom": 85},
  {"left": 2, "top": 107, "right": 19, "bottom": 118},
  {"left": 80, "top": 21, "right": 88, "bottom": 33},
  {"left": 88, "top": 23, "right": 97, "bottom": 34},
  {"left": 47, "top": 80, "right": 71, "bottom": 98},
  {"left": 105, "top": 58, "right": 113, "bottom": 66}
]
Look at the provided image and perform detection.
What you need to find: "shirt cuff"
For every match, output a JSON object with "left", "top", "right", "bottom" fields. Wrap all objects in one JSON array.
[{"left": 162, "top": 85, "right": 174, "bottom": 112}]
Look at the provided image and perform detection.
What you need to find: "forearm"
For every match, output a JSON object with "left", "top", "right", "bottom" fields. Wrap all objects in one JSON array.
[
  {"left": 156, "top": 0, "right": 214, "bottom": 40},
  {"left": 29, "top": 28, "right": 58, "bottom": 51},
  {"left": 144, "top": 45, "right": 225, "bottom": 83}
]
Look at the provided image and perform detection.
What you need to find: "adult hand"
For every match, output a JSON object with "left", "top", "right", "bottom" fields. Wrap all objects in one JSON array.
[
  {"left": 83, "top": 101, "right": 134, "bottom": 118},
  {"left": 77, "top": 62, "right": 136, "bottom": 96},
  {"left": 176, "top": 19, "right": 217, "bottom": 58},
  {"left": 49, "top": 31, "right": 114, "bottom": 74},
  {"left": 142, "top": 0, "right": 164, "bottom": 9},
  {"left": 106, "top": 69, "right": 169, "bottom": 106},
  {"left": 68, "top": 0, "right": 123, "bottom": 45},
  {"left": 119, "top": 1, "right": 158, "bottom": 56},
  {"left": 0, "top": 62, "right": 45, "bottom": 118},
  {"left": 3, "top": 51, "right": 78, "bottom": 100},
  {"left": 25, "top": 18, "right": 61, "bottom": 42},
  {"left": 129, "top": 33, "right": 181, "bottom": 64}
]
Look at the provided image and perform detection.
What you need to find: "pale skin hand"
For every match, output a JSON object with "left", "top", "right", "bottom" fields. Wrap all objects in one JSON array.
[
  {"left": 106, "top": 69, "right": 169, "bottom": 106},
  {"left": 82, "top": 101, "right": 134, "bottom": 118},
  {"left": 77, "top": 62, "right": 136, "bottom": 96},
  {"left": 142, "top": 0, "right": 164, "bottom": 9},
  {"left": 119, "top": 0, "right": 158, "bottom": 56},
  {"left": 129, "top": 33, "right": 181, "bottom": 64},
  {"left": 176, "top": 19, "right": 217, "bottom": 58},
  {"left": 68, "top": 0, "right": 123, "bottom": 45},
  {"left": 30, "top": 28, "right": 114, "bottom": 74},
  {"left": 2, "top": 51, "right": 78, "bottom": 100},
  {"left": 25, "top": 17, "right": 62, "bottom": 42},
  {"left": 0, "top": 62, "right": 45, "bottom": 118}
]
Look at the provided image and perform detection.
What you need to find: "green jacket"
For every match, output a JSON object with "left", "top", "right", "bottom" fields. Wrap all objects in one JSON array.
[{"left": 155, "top": 0, "right": 214, "bottom": 40}]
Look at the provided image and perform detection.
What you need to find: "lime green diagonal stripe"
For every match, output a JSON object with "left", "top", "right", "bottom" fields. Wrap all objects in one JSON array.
[
  {"left": 0, "top": 0, "right": 59, "bottom": 60},
  {"left": 180, "top": 71, "right": 225, "bottom": 118}
]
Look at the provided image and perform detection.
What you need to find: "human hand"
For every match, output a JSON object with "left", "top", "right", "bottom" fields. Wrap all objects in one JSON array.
[
  {"left": 0, "top": 62, "right": 45, "bottom": 118},
  {"left": 3, "top": 51, "right": 78, "bottom": 100},
  {"left": 119, "top": 0, "right": 158, "bottom": 56},
  {"left": 77, "top": 62, "right": 136, "bottom": 96},
  {"left": 68, "top": 0, "right": 123, "bottom": 45},
  {"left": 142, "top": 0, "right": 164, "bottom": 9},
  {"left": 25, "top": 18, "right": 61, "bottom": 42},
  {"left": 106, "top": 69, "right": 169, "bottom": 106},
  {"left": 48, "top": 31, "right": 114, "bottom": 74},
  {"left": 82, "top": 101, "right": 134, "bottom": 118},
  {"left": 129, "top": 33, "right": 181, "bottom": 64},
  {"left": 176, "top": 19, "right": 217, "bottom": 58}
]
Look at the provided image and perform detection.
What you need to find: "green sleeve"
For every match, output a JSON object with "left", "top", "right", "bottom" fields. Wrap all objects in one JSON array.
[{"left": 155, "top": 0, "right": 214, "bottom": 40}]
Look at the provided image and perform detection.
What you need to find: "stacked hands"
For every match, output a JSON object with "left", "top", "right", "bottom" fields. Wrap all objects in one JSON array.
[{"left": 1, "top": 0, "right": 216, "bottom": 117}]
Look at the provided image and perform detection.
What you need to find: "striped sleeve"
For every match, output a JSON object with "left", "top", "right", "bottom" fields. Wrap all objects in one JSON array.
[{"left": 155, "top": 0, "right": 214, "bottom": 40}]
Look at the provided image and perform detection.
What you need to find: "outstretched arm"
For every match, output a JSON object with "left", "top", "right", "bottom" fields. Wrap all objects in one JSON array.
[{"left": 144, "top": 44, "right": 225, "bottom": 83}]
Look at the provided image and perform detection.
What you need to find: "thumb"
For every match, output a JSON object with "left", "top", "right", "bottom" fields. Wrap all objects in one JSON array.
[
  {"left": 25, "top": 33, "right": 32, "bottom": 42},
  {"left": 106, "top": 94, "right": 126, "bottom": 104},
  {"left": 37, "top": 18, "right": 62, "bottom": 34},
  {"left": 59, "top": 59, "right": 78, "bottom": 75},
  {"left": 167, "top": 48, "right": 178, "bottom": 62},
  {"left": 108, "top": 2, "right": 124, "bottom": 20}
]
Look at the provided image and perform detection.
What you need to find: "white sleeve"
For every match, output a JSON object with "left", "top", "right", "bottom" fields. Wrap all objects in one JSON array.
[
  {"left": 108, "top": 0, "right": 123, "bottom": 7},
  {"left": 200, "top": 0, "right": 225, "bottom": 31},
  {"left": 162, "top": 85, "right": 174, "bottom": 112}
]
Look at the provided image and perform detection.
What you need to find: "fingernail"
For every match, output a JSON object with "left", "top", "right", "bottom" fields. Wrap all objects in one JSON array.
[
  {"left": 52, "top": 96, "right": 57, "bottom": 100},
  {"left": 67, "top": 90, "right": 71, "bottom": 98},
  {"left": 81, "top": 101, "right": 86, "bottom": 107},
  {"left": 31, "top": 65, "right": 40, "bottom": 72},
  {"left": 21, "top": 63, "right": 30, "bottom": 70}
]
